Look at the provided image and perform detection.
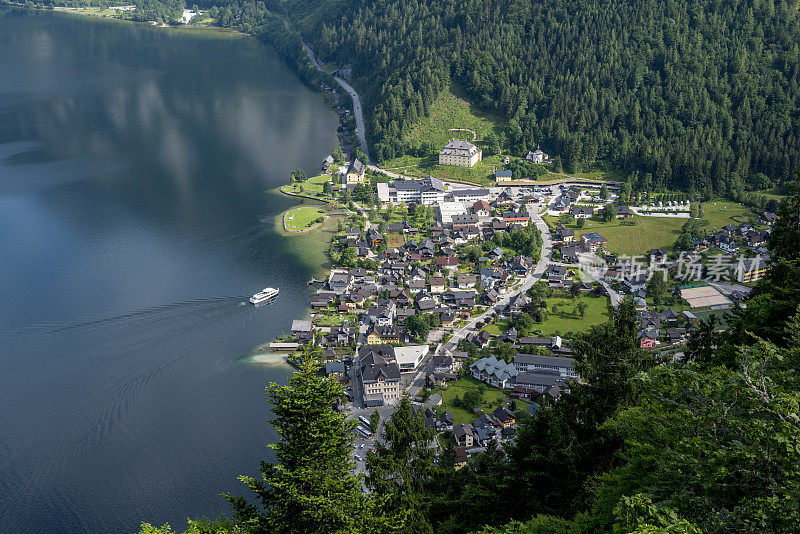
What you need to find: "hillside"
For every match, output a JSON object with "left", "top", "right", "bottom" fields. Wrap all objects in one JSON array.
[{"left": 240, "top": 0, "right": 800, "bottom": 196}]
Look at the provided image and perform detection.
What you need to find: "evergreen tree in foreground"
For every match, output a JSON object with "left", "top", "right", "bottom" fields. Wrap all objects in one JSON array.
[{"left": 224, "top": 356, "right": 376, "bottom": 534}]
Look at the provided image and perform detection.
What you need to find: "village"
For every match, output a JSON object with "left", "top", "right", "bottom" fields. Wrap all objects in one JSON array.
[{"left": 274, "top": 137, "right": 778, "bottom": 470}]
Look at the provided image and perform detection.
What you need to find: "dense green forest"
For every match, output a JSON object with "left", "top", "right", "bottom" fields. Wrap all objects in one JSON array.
[
  {"left": 197, "top": 0, "right": 800, "bottom": 196},
  {"left": 12, "top": 0, "right": 799, "bottom": 196},
  {"left": 140, "top": 190, "right": 800, "bottom": 533}
]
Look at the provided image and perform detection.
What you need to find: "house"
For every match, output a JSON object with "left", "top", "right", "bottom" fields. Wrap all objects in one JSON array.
[
  {"left": 324, "top": 360, "right": 346, "bottom": 377},
  {"left": 436, "top": 256, "right": 459, "bottom": 270},
  {"left": 451, "top": 213, "right": 480, "bottom": 227},
  {"left": 439, "top": 140, "right": 482, "bottom": 167},
  {"left": 580, "top": 232, "right": 607, "bottom": 252},
  {"left": 366, "top": 324, "right": 401, "bottom": 344},
  {"left": 515, "top": 370, "right": 568, "bottom": 397},
  {"left": 526, "top": 145, "right": 551, "bottom": 164},
  {"left": 615, "top": 205, "right": 634, "bottom": 218},
  {"left": 437, "top": 411, "right": 454, "bottom": 430},
  {"left": 440, "top": 311, "right": 455, "bottom": 327},
  {"left": 457, "top": 274, "right": 477, "bottom": 288},
  {"left": 393, "top": 345, "right": 429, "bottom": 372},
  {"left": 473, "top": 200, "right": 491, "bottom": 217},
  {"left": 436, "top": 201, "right": 468, "bottom": 224},
  {"left": 553, "top": 195, "right": 572, "bottom": 211},
  {"left": 393, "top": 177, "right": 447, "bottom": 205},
  {"left": 330, "top": 322, "right": 358, "bottom": 345},
  {"left": 428, "top": 276, "right": 447, "bottom": 294},
  {"left": 291, "top": 319, "right": 312, "bottom": 337},
  {"left": 492, "top": 405, "right": 516, "bottom": 428},
  {"left": 514, "top": 353, "right": 577, "bottom": 378},
  {"left": 367, "top": 299, "right": 396, "bottom": 326},
  {"left": 454, "top": 423, "right": 475, "bottom": 447},
  {"left": 322, "top": 154, "right": 334, "bottom": 171},
  {"left": 761, "top": 211, "right": 778, "bottom": 225},
  {"left": 424, "top": 392, "right": 443, "bottom": 408},
  {"left": 555, "top": 224, "right": 575, "bottom": 242},
  {"left": 355, "top": 349, "right": 401, "bottom": 407},
  {"left": 408, "top": 278, "right": 426, "bottom": 293},
  {"left": 376, "top": 182, "right": 390, "bottom": 206},
  {"left": 495, "top": 169, "right": 513, "bottom": 183},
  {"left": 569, "top": 206, "right": 595, "bottom": 219},
  {"left": 367, "top": 228, "right": 384, "bottom": 248},
  {"left": 623, "top": 273, "right": 649, "bottom": 293},
  {"left": 547, "top": 264, "right": 570, "bottom": 283},
  {"left": 466, "top": 329, "right": 491, "bottom": 348},
  {"left": 328, "top": 270, "right": 353, "bottom": 294},
  {"left": 470, "top": 356, "right": 517, "bottom": 388},
  {"left": 649, "top": 249, "right": 668, "bottom": 264},
  {"left": 432, "top": 355, "right": 454, "bottom": 374},
  {"left": 498, "top": 327, "right": 518, "bottom": 344},
  {"left": 345, "top": 158, "right": 366, "bottom": 184},
  {"left": 665, "top": 327, "right": 687, "bottom": 344},
  {"left": 502, "top": 211, "right": 531, "bottom": 225},
  {"left": 638, "top": 327, "right": 658, "bottom": 349},
  {"left": 561, "top": 245, "right": 580, "bottom": 263}
]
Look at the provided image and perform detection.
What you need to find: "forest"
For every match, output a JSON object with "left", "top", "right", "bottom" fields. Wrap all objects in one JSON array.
[
  {"left": 14, "top": 0, "right": 799, "bottom": 198},
  {"left": 191, "top": 0, "right": 799, "bottom": 198}
]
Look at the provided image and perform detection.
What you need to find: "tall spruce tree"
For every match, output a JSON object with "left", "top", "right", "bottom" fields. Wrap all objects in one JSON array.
[
  {"left": 225, "top": 356, "right": 377, "bottom": 534},
  {"left": 365, "top": 397, "right": 436, "bottom": 534}
]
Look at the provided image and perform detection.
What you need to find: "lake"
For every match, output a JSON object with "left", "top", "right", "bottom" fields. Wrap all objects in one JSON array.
[{"left": 0, "top": 7, "right": 338, "bottom": 533}]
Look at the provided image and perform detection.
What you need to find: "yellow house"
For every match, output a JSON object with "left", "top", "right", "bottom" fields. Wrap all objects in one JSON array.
[
  {"left": 367, "top": 325, "right": 400, "bottom": 344},
  {"left": 346, "top": 158, "right": 366, "bottom": 184},
  {"left": 439, "top": 140, "right": 482, "bottom": 167}
]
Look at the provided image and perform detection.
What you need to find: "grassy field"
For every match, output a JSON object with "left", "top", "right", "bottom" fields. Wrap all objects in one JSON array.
[
  {"left": 403, "top": 82, "right": 503, "bottom": 148},
  {"left": 314, "top": 313, "right": 357, "bottom": 327},
  {"left": 379, "top": 82, "right": 509, "bottom": 186},
  {"left": 283, "top": 206, "right": 326, "bottom": 232},
  {"left": 381, "top": 154, "right": 504, "bottom": 186},
  {"left": 699, "top": 200, "right": 753, "bottom": 229},
  {"left": 546, "top": 214, "right": 685, "bottom": 256},
  {"left": 280, "top": 173, "right": 334, "bottom": 200},
  {"left": 535, "top": 294, "right": 611, "bottom": 336},
  {"left": 433, "top": 378, "right": 509, "bottom": 425}
]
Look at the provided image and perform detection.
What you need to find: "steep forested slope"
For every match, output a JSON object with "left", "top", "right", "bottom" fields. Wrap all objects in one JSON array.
[{"left": 268, "top": 0, "right": 800, "bottom": 194}]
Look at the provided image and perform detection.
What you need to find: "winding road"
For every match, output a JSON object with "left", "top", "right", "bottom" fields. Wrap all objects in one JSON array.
[{"left": 303, "top": 42, "right": 371, "bottom": 164}]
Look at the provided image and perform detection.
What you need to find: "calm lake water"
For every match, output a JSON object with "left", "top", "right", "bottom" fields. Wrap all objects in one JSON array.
[{"left": 0, "top": 8, "right": 338, "bottom": 533}]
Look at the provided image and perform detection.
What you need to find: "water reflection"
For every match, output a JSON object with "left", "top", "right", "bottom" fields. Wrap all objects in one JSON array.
[{"left": 0, "top": 7, "right": 338, "bottom": 533}]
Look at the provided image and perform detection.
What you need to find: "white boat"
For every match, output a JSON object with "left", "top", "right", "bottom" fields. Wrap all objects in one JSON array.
[{"left": 250, "top": 287, "right": 279, "bottom": 305}]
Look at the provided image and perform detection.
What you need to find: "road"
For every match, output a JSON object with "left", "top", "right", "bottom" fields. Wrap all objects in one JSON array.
[
  {"left": 302, "top": 41, "right": 371, "bottom": 164},
  {"left": 434, "top": 203, "right": 554, "bottom": 359}
]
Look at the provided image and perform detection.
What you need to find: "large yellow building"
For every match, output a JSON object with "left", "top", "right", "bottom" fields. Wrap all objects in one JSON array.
[
  {"left": 439, "top": 139, "right": 482, "bottom": 167},
  {"left": 345, "top": 158, "right": 366, "bottom": 184}
]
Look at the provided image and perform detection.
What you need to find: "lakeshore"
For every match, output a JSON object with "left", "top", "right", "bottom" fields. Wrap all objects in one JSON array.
[{"left": 0, "top": 8, "right": 339, "bottom": 532}]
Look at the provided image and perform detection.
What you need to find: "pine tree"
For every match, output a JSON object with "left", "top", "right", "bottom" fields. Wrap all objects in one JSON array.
[
  {"left": 225, "top": 355, "right": 379, "bottom": 534},
  {"left": 365, "top": 397, "right": 437, "bottom": 533}
]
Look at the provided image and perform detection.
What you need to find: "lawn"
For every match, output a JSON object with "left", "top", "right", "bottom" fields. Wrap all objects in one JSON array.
[
  {"left": 534, "top": 294, "right": 611, "bottom": 336},
  {"left": 433, "top": 378, "right": 509, "bottom": 425},
  {"left": 546, "top": 214, "right": 685, "bottom": 256},
  {"left": 280, "top": 173, "right": 334, "bottom": 200},
  {"left": 402, "top": 81, "right": 503, "bottom": 148},
  {"left": 699, "top": 200, "right": 753, "bottom": 230},
  {"left": 283, "top": 206, "right": 326, "bottom": 232},
  {"left": 381, "top": 154, "right": 505, "bottom": 186},
  {"left": 482, "top": 319, "right": 509, "bottom": 336},
  {"left": 314, "top": 313, "right": 357, "bottom": 327},
  {"left": 379, "top": 81, "right": 509, "bottom": 186}
]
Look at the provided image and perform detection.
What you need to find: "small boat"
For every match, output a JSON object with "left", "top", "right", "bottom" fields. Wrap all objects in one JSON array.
[{"left": 250, "top": 287, "right": 280, "bottom": 305}]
